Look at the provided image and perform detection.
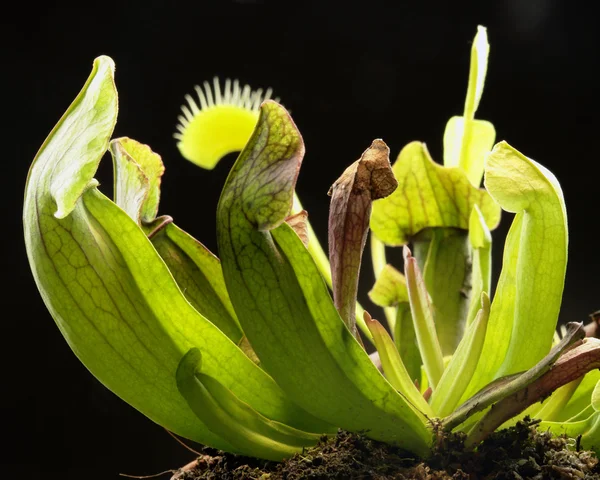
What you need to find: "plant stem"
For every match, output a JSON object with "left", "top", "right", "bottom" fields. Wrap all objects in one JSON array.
[{"left": 370, "top": 233, "right": 398, "bottom": 331}]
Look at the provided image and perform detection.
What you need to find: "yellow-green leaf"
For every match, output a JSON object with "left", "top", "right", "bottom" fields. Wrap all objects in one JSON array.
[
  {"left": 368, "top": 263, "right": 408, "bottom": 307},
  {"left": 370, "top": 141, "right": 501, "bottom": 246},
  {"left": 460, "top": 142, "right": 568, "bottom": 400}
]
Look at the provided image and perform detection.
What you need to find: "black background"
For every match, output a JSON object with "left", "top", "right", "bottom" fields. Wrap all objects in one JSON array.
[{"left": 3, "top": 1, "right": 599, "bottom": 478}]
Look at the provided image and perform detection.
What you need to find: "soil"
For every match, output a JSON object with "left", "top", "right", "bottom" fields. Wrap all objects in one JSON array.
[{"left": 166, "top": 418, "right": 600, "bottom": 479}]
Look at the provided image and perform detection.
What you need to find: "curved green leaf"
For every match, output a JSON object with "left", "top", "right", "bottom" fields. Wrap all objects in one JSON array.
[
  {"left": 37, "top": 58, "right": 118, "bottom": 220},
  {"left": 591, "top": 379, "right": 600, "bottom": 411},
  {"left": 370, "top": 141, "right": 501, "bottom": 246},
  {"left": 555, "top": 370, "right": 600, "bottom": 422},
  {"left": 177, "top": 349, "right": 321, "bottom": 461},
  {"left": 23, "top": 57, "right": 330, "bottom": 453},
  {"left": 217, "top": 101, "right": 432, "bottom": 455},
  {"left": 460, "top": 141, "right": 568, "bottom": 400},
  {"left": 364, "top": 313, "right": 433, "bottom": 416}
]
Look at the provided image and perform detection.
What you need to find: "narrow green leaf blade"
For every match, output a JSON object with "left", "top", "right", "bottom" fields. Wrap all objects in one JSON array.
[
  {"left": 430, "top": 293, "right": 490, "bottom": 417},
  {"left": 465, "top": 205, "right": 492, "bottom": 326},
  {"left": 369, "top": 233, "right": 398, "bottom": 330},
  {"left": 528, "top": 377, "right": 583, "bottom": 422},
  {"left": 445, "top": 323, "right": 585, "bottom": 432},
  {"left": 464, "top": 25, "right": 490, "bottom": 119},
  {"left": 369, "top": 263, "right": 421, "bottom": 382},
  {"left": 394, "top": 303, "right": 422, "bottom": 384},
  {"left": 404, "top": 246, "right": 445, "bottom": 389},
  {"left": 443, "top": 117, "right": 495, "bottom": 186},
  {"left": 553, "top": 370, "right": 600, "bottom": 422},
  {"left": 364, "top": 313, "right": 434, "bottom": 416},
  {"left": 443, "top": 26, "right": 494, "bottom": 186}
]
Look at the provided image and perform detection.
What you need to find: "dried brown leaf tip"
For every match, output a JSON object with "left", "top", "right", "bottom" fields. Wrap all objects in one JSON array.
[
  {"left": 327, "top": 139, "right": 397, "bottom": 200},
  {"left": 328, "top": 139, "right": 397, "bottom": 337},
  {"left": 285, "top": 210, "right": 309, "bottom": 247}
]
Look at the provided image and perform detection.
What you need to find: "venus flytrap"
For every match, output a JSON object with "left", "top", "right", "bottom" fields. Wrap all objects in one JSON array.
[
  {"left": 24, "top": 25, "right": 600, "bottom": 469},
  {"left": 174, "top": 78, "right": 277, "bottom": 170}
]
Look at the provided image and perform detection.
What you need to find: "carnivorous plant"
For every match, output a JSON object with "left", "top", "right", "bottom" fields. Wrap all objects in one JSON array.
[{"left": 24, "top": 27, "right": 600, "bottom": 462}]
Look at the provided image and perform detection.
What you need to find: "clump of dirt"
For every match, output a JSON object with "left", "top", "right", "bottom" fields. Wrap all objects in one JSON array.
[{"left": 171, "top": 418, "right": 599, "bottom": 479}]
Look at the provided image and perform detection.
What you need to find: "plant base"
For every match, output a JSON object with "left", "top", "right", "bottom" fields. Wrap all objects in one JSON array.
[{"left": 171, "top": 420, "right": 599, "bottom": 479}]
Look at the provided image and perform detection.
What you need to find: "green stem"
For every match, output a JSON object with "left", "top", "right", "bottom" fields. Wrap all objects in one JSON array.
[{"left": 370, "top": 233, "right": 398, "bottom": 332}]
